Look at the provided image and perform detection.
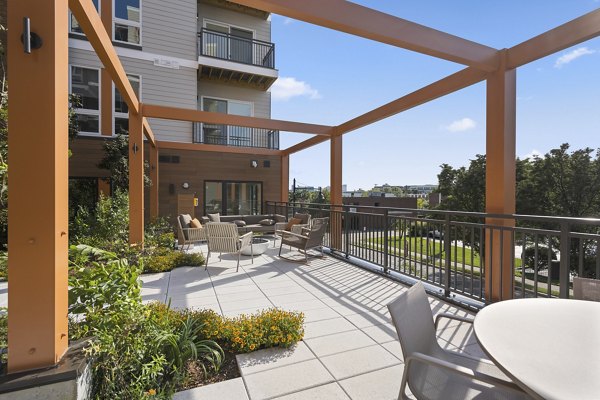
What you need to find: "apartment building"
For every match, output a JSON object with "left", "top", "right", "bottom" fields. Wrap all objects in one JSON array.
[{"left": 68, "top": 0, "right": 281, "bottom": 220}]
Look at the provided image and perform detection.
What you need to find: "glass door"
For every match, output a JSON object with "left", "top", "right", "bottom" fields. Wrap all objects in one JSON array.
[
  {"left": 202, "top": 98, "right": 228, "bottom": 145},
  {"left": 204, "top": 22, "right": 229, "bottom": 59},
  {"left": 205, "top": 181, "right": 262, "bottom": 215},
  {"left": 204, "top": 182, "right": 223, "bottom": 214},
  {"left": 228, "top": 101, "right": 252, "bottom": 147},
  {"left": 230, "top": 27, "right": 253, "bottom": 64}
]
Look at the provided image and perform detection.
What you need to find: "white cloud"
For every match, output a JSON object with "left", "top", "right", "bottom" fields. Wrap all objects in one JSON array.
[
  {"left": 283, "top": 18, "right": 294, "bottom": 25},
  {"left": 443, "top": 117, "right": 476, "bottom": 132},
  {"left": 554, "top": 47, "right": 596, "bottom": 68},
  {"left": 270, "top": 77, "right": 321, "bottom": 101},
  {"left": 523, "top": 150, "right": 542, "bottom": 160}
]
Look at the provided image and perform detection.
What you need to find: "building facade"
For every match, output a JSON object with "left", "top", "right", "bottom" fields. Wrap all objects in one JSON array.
[{"left": 68, "top": 0, "right": 281, "bottom": 220}]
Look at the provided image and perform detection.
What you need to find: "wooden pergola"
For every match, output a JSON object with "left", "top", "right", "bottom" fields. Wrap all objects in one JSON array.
[{"left": 7, "top": 0, "right": 600, "bottom": 373}]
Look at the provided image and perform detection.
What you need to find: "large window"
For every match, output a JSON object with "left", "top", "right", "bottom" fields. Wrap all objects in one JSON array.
[
  {"left": 70, "top": 66, "right": 100, "bottom": 134},
  {"left": 203, "top": 21, "right": 253, "bottom": 64},
  {"left": 70, "top": 0, "right": 99, "bottom": 35},
  {"left": 114, "top": 74, "right": 141, "bottom": 135},
  {"left": 114, "top": 0, "right": 141, "bottom": 45},
  {"left": 200, "top": 97, "right": 252, "bottom": 145},
  {"left": 205, "top": 181, "right": 262, "bottom": 216}
]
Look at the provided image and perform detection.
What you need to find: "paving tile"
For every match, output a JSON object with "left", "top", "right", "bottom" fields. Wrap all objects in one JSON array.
[
  {"left": 305, "top": 330, "right": 377, "bottom": 358},
  {"left": 173, "top": 377, "right": 248, "bottom": 400},
  {"left": 212, "top": 284, "right": 260, "bottom": 295},
  {"left": 280, "top": 299, "right": 328, "bottom": 312},
  {"left": 269, "top": 292, "right": 318, "bottom": 306},
  {"left": 361, "top": 323, "right": 398, "bottom": 344},
  {"left": 436, "top": 321, "right": 478, "bottom": 349},
  {"left": 320, "top": 344, "right": 401, "bottom": 380},
  {"left": 237, "top": 342, "right": 315, "bottom": 375},
  {"left": 301, "top": 307, "right": 342, "bottom": 323},
  {"left": 343, "top": 310, "right": 390, "bottom": 329},
  {"left": 380, "top": 340, "right": 404, "bottom": 362},
  {"left": 272, "top": 383, "right": 350, "bottom": 400},
  {"left": 304, "top": 317, "right": 358, "bottom": 339},
  {"left": 219, "top": 298, "right": 273, "bottom": 313},
  {"left": 259, "top": 285, "right": 307, "bottom": 297},
  {"left": 338, "top": 364, "right": 404, "bottom": 400},
  {"left": 243, "top": 359, "right": 334, "bottom": 400}
]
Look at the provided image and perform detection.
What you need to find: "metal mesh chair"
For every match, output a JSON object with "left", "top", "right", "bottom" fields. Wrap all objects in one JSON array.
[
  {"left": 573, "top": 277, "right": 600, "bottom": 302},
  {"left": 277, "top": 217, "right": 328, "bottom": 264},
  {"left": 205, "top": 222, "right": 253, "bottom": 272},
  {"left": 387, "top": 283, "right": 531, "bottom": 400}
]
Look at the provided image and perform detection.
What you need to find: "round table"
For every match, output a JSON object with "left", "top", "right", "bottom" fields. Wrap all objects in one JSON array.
[{"left": 474, "top": 298, "right": 600, "bottom": 400}]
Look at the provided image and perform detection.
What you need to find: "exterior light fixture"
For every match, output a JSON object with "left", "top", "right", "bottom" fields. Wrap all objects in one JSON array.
[
  {"left": 21, "top": 18, "right": 43, "bottom": 54},
  {"left": 251, "top": 160, "right": 258, "bottom": 168},
  {"left": 182, "top": 182, "right": 190, "bottom": 189}
]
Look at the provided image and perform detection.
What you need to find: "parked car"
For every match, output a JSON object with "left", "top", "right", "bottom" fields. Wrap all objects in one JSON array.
[{"left": 427, "top": 230, "right": 444, "bottom": 239}]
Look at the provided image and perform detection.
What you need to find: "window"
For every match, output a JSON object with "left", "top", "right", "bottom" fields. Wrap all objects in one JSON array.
[
  {"left": 203, "top": 21, "right": 254, "bottom": 64},
  {"left": 114, "top": 0, "right": 141, "bottom": 45},
  {"left": 205, "top": 181, "right": 262, "bottom": 215},
  {"left": 114, "top": 74, "right": 141, "bottom": 135},
  {"left": 70, "top": 66, "right": 100, "bottom": 134},
  {"left": 70, "top": 0, "right": 99, "bottom": 35},
  {"left": 198, "top": 97, "right": 252, "bottom": 145}
]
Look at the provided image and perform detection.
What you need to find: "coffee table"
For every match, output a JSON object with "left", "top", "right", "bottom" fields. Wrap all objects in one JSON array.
[
  {"left": 474, "top": 298, "right": 600, "bottom": 400},
  {"left": 241, "top": 237, "right": 270, "bottom": 256}
]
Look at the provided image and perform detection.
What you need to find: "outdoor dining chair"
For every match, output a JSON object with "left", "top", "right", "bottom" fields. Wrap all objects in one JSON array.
[
  {"left": 205, "top": 222, "right": 253, "bottom": 272},
  {"left": 387, "top": 282, "right": 531, "bottom": 400}
]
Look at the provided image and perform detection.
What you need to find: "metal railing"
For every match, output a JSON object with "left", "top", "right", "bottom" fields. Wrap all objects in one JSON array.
[
  {"left": 265, "top": 201, "right": 600, "bottom": 304},
  {"left": 198, "top": 28, "right": 275, "bottom": 69},
  {"left": 193, "top": 123, "right": 279, "bottom": 149}
]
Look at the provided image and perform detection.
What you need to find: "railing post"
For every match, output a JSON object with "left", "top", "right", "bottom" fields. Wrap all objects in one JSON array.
[
  {"left": 383, "top": 209, "right": 389, "bottom": 273},
  {"left": 344, "top": 206, "right": 350, "bottom": 258},
  {"left": 443, "top": 215, "right": 452, "bottom": 297},
  {"left": 559, "top": 222, "right": 570, "bottom": 298}
]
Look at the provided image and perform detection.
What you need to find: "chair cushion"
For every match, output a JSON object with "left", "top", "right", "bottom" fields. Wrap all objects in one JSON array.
[
  {"left": 189, "top": 218, "right": 202, "bottom": 228},
  {"left": 285, "top": 217, "right": 303, "bottom": 231},
  {"left": 243, "top": 215, "right": 264, "bottom": 225},
  {"left": 273, "top": 214, "right": 287, "bottom": 223},
  {"left": 293, "top": 213, "right": 310, "bottom": 225},
  {"left": 259, "top": 219, "right": 275, "bottom": 226},
  {"left": 234, "top": 220, "right": 247, "bottom": 227},
  {"left": 179, "top": 214, "right": 193, "bottom": 240},
  {"left": 207, "top": 213, "right": 221, "bottom": 222}
]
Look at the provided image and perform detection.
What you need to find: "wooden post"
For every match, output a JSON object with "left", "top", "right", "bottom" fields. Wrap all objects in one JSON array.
[
  {"left": 100, "top": 68, "right": 112, "bottom": 136},
  {"left": 129, "top": 106, "right": 144, "bottom": 245},
  {"left": 149, "top": 144, "right": 159, "bottom": 220},
  {"left": 485, "top": 50, "right": 516, "bottom": 302},
  {"left": 7, "top": 0, "right": 69, "bottom": 372},
  {"left": 281, "top": 154, "right": 289, "bottom": 202},
  {"left": 330, "top": 135, "right": 343, "bottom": 249}
]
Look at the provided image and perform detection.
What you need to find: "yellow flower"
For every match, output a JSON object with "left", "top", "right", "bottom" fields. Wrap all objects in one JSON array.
[{"left": 146, "top": 389, "right": 157, "bottom": 396}]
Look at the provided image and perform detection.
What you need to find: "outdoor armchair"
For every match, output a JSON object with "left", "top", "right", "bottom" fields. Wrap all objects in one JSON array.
[
  {"left": 273, "top": 212, "right": 311, "bottom": 247},
  {"left": 177, "top": 214, "right": 207, "bottom": 251},
  {"left": 387, "top": 282, "right": 531, "bottom": 400},
  {"left": 277, "top": 217, "right": 328, "bottom": 264},
  {"left": 205, "top": 222, "right": 253, "bottom": 272}
]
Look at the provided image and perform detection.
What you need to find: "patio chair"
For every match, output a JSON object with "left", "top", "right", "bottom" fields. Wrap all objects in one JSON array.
[
  {"left": 177, "top": 214, "right": 207, "bottom": 251},
  {"left": 573, "top": 277, "right": 600, "bottom": 301},
  {"left": 277, "top": 217, "right": 328, "bottom": 264},
  {"left": 273, "top": 212, "right": 311, "bottom": 247},
  {"left": 205, "top": 222, "right": 253, "bottom": 272},
  {"left": 387, "top": 282, "right": 531, "bottom": 400}
]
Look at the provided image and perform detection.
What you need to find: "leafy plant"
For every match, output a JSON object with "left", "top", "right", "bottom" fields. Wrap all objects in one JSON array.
[
  {"left": 98, "top": 134, "right": 151, "bottom": 192},
  {"left": 0, "top": 251, "right": 6, "bottom": 280},
  {"left": 143, "top": 250, "right": 205, "bottom": 274}
]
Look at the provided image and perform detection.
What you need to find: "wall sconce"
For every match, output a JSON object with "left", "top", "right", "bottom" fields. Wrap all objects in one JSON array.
[
  {"left": 132, "top": 143, "right": 139, "bottom": 154},
  {"left": 251, "top": 160, "right": 258, "bottom": 168},
  {"left": 182, "top": 182, "right": 190, "bottom": 189},
  {"left": 21, "top": 17, "right": 43, "bottom": 54}
]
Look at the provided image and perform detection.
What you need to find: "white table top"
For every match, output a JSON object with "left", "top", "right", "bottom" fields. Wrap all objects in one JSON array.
[{"left": 474, "top": 298, "right": 600, "bottom": 400}]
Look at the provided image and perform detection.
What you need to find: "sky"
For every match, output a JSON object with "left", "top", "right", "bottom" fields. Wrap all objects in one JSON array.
[{"left": 267, "top": 1, "right": 600, "bottom": 191}]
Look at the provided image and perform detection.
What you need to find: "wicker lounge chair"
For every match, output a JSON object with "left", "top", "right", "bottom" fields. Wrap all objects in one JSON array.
[
  {"left": 177, "top": 214, "right": 207, "bottom": 251},
  {"left": 277, "top": 217, "right": 328, "bottom": 264},
  {"left": 205, "top": 222, "right": 253, "bottom": 272}
]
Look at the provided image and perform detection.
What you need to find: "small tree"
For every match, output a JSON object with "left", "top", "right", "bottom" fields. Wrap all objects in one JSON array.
[{"left": 98, "top": 134, "right": 151, "bottom": 192}]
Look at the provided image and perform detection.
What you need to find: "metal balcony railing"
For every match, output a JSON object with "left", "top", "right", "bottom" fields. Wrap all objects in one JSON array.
[
  {"left": 197, "top": 28, "right": 275, "bottom": 69},
  {"left": 265, "top": 201, "right": 600, "bottom": 305},
  {"left": 193, "top": 123, "right": 279, "bottom": 149}
]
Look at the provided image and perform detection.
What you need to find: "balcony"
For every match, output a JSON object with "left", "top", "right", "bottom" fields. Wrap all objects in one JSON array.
[
  {"left": 197, "top": 28, "right": 278, "bottom": 90},
  {"left": 193, "top": 122, "right": 279, "bottom": 149}
]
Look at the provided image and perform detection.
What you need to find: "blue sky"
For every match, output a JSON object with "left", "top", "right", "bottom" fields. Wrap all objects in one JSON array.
[{"left": 268, "top": 1, "right": 600, "bottom": 191}]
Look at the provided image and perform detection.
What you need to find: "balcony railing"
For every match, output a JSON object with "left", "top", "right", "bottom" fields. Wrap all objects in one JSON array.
[
  {"left": 193, "top": 123, "right": 279, "bottom": 149},
  {"left": 265, "top": 201, "right": 600, "bottom": 304},
  {"left": 197, "top": 28, "right": 275, "bottom": 69}
]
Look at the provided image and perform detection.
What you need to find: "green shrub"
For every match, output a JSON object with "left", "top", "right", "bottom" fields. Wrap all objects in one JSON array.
[
  {"left": 0, "top": 252, "right": 6, "bottom": 281},
  {"left": 0, "top": 308, "right": 7, "bottom": 371},
  {"left": 522, "top": 245, "right": 557, "bottom": 271},
  {"left": 192, "top": 308, "right": 305, "bottom": 353},
  {"left": 143, "top": 250, "right": 205, "bottom": 274},
  {"left": 146, "top": 217, "right": 175, "bottom": 249},
  {"left": 174, "top": 252, "right": 205, "bottom": 268}
]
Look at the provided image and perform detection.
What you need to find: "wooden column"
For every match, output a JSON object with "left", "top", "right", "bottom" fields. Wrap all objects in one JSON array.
[
  {"left": 100, "top": 0, "right": 112, "bottom": 136},
  {"left": 7, "top": 0, "right": 69, "bottom": 372},
  {"left": 330, "top": 135, "right": 343, "bottom": 249},
  {"left": 281, "top": 154, "right": 289, "bottom": 202},
  {"left": 485, "top": 50, "right": 516, "bottom": 302},
  {"left": 149, "top": 144, "right": 159, "bottom": 220},
  {"left": 129, "top": 106, "right": 144, "bottom": 245},
  {"left": 98, "top": 178, "right": 111, "bottom": 197}
]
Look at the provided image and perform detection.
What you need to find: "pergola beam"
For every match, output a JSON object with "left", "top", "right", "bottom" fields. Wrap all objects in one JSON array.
[
  {"left": 69, "top": 0, "right": 139, "bottom": 114},
  {"left": 157, "top": 140, "right": 283, "bottom": 156},
  {"left": 143, "top": 104, "right": 333, "bottom": 136},
  {"left": 143, "top": 117, "right": 157, "bottom": 148},
  {"left": 507, "top": 9, "right": 600, "bottom": 69},
  {"left": 229, "top": 0, "right": 500, "bottom": 71}
]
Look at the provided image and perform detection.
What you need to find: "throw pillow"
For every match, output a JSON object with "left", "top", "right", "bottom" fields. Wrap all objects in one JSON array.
[
  {"left": 189, "top": 218, "right": 202, "bottom": 229},
  {"left": 207, "top": 213, "right": 221, "bottom": 222},
  {"left": 259, "top": 219, "right": 275, "bottom": 226},
  {"left": 285, "top": 217, "right": 303, "bottom": 231},
  {"left": 234, "top": 220, "right": 247, "bottom": 227}
]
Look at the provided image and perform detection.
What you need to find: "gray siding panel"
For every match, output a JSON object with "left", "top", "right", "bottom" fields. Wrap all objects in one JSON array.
[
  {"left": 198, "top": 81, "right": 271, "bottom": 118},
  {"left": 143, "top": 0, "right": 198, "bottom": 60},
  {"left": 69, "top": 48, "right": 196, "bottom": 142},
  {"left": 198, "top": 3, "right": 271, "bottom": 43}
]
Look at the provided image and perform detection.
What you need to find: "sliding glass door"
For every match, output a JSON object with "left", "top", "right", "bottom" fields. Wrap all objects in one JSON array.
[{"left": 205, "top": 181, "right": 262, "bottom": 215}]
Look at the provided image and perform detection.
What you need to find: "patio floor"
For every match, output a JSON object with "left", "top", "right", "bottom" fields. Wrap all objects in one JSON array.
[{"left": 140, "top": 241, "right": 486, "bottom": 400}]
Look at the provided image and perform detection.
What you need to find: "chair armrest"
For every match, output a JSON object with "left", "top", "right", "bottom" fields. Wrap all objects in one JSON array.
[
  {"left": 276, "top": 230, "right": 307, "bottom": 240},
  {"left": 291, "top": 223, "right": 309, "bottom": 234},
  {"left": 183, "top": 227, "right": 206, "bottom": 241},
  {"left": 404, "top": 352, "right": 525, "bottom": 394},
  {"left": 434, "top": 313, "right": 474, "bottom": 329},
  {"left": 239, "top": 231, "right": 253, "bottom": 248}
]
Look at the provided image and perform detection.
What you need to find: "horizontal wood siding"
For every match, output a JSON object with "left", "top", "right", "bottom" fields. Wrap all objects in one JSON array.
[
  {"left": 143, "top": 0, "right": 198, "bottom": 60},
  {"left": 199, "top": 80, "right": 271, "bottom": 118},
  {"left": 198, "top": 2, "right": 271, "bottom": 43},
  {"left": 69, "top": 137, "right": 111, "bottom": 178}
]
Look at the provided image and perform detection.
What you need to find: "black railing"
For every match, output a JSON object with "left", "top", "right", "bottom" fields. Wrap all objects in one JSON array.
[
  {"left": 265, "top": 201, "right": 600, "bottom": 304},
  {"left": 193, "top": 123, "right": 279, "bottom": 149},
  {"left": 198, "top": 28, "right": 275, "bottom": 69}
]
